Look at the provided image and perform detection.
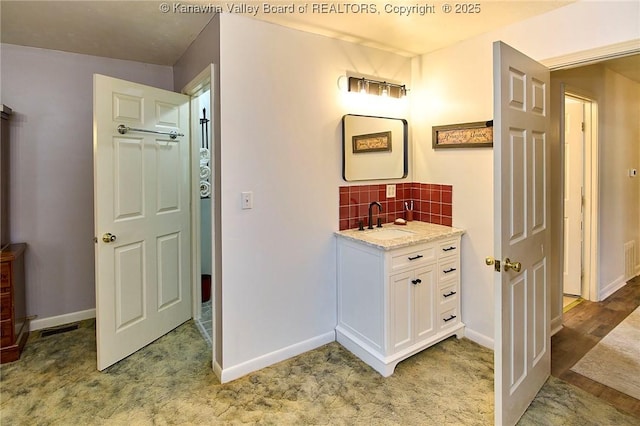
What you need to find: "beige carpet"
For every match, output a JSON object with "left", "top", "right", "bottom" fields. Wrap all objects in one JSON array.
[
  {"left": 2, "top": 319, "right": 638, "bottom": 425},
  {"left": 571, "top": 306, "right": 640, "bottom": 399}
]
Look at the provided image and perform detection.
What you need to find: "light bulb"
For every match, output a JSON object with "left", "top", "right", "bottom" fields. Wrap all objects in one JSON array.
[
  {"left": 359, "top": 79, "right": 368, "bottom": 94},
  {"left": 381, "top": 83, "right": 389, "bottom": 97}
]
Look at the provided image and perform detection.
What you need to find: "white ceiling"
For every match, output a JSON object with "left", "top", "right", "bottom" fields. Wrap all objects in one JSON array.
[
  {"left": 2, "top": 1, "right": 573, "bottom": 65},
  {"left": 2, "top": 1, "right": 638, "bottom": 82},
  {"left": 251, "top": 1, "right": 573, "bottom": 58},
  {"left": 1, "top": 1, "right": 214, "bottom": 65}
]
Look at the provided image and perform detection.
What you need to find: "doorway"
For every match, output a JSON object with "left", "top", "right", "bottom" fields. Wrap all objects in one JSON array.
[
  {"left": 561, "top": 91, "right": 597, "bottom": 306},
  {"left": 563, "top": 95, "right": 587, "bottom": 309},
  {"left": 195, "top": 89, "right": 213, "bottom": 344},
  {"left": 182, "top": 66, "right": 215, "bottom": 349}
]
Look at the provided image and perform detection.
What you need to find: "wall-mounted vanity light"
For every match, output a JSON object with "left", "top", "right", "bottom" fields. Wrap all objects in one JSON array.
[{"left": 348, "top": 77, "right": 407, "bottom": 98}]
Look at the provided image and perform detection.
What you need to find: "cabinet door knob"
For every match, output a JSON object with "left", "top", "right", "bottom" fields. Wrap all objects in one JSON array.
[{"left": 411, "top": 278, "right": 422, "bottom": 285}]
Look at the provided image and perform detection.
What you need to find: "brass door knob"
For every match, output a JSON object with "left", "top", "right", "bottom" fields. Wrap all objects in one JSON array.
[
  {"left": 504, "top": 258, "right": 522, "bottom": 272},
  {"left": 102, "top": 233, "right": 117, "bottom": 243}
]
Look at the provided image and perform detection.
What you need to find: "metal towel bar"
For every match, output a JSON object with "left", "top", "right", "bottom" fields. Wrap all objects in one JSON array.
[{"left": 117, "top": 124, "right": 184, "bottom": 140}]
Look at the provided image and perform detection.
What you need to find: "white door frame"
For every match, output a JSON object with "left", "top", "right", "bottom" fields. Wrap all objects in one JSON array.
[
  {"left": 561, "top": 90, "right": 598, "bottom": 302},
  {"left": 181, "top": 65, "right": 215, "bottom": 323},
  {"left": 182, "top": 64, "right": 223, "bottom": 381},
  {"left": 582, "top": 95, "right": 599, "bottom": 301},
  {"left": 561, "top": 94, "right": 585, "bottom": 298}
]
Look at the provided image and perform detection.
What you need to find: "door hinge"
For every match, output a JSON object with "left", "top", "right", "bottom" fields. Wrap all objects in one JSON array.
[{"left": 581, "top": 122, "right": 585, "bottom": 132}]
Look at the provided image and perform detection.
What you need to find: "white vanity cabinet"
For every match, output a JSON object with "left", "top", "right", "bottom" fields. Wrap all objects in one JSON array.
[{"left": 335, "top": 225, "right": 464, "bottom": 377}]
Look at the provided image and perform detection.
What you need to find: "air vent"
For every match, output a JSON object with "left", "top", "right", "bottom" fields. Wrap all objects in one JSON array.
[{"left": 40, "top": 323, "right": 79, "bottom": 337}]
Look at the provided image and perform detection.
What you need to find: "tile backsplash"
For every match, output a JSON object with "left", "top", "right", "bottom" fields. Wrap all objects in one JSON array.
[{"left": 339, "top": 182, "right": 453, "bottom": 230}]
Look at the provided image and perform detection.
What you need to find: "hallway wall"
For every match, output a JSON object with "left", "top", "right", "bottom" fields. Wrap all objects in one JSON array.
[{"left": 553, "top": 64, "right": 640, "bottom": 298}]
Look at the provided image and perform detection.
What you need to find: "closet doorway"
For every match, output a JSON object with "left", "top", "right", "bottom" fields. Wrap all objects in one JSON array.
[
  {"left": 182, "top": 66, "right": 216, "bottom": 351},
  {"left": 562, "top": 92, "right": 597, "bottom": 307}
]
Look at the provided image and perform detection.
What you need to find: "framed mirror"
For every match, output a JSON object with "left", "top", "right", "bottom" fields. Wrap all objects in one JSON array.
[{"left": 342, "top": 114, "right": 408, "bottom": 181}]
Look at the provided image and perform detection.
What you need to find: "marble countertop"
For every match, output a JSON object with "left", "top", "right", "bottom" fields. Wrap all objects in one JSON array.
[{"left": 335, "top": 221, "right": 465, "bottom": 250}]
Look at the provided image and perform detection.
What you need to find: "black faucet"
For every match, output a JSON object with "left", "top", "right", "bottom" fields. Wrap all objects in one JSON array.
[{"left": 368, "top": 201, "right": 383, "bottom": 229}]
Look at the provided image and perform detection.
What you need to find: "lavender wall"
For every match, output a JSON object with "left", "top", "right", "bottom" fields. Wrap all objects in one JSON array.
[{"left": 1, "top": 44, "right": 173, "bottom": 324}]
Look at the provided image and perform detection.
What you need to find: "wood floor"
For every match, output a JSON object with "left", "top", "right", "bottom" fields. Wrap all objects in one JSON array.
[{"left": 551, "top": 276, "right": 640, "bottom": 418}]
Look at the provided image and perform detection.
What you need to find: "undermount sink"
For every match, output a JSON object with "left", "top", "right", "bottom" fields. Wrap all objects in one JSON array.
[{"left": 366, "top": 228, "right": 416, "bottom": 240}]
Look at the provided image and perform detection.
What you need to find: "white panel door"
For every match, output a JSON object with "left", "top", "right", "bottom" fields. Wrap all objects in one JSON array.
[
  {"left": 563, "top": 98, "right": 584, "bottom": 296},
  {"left": 94, "top": 74, "right": 191, "bottom": 370},
  {"left": 493, "top": 42, "right": 550, "bottom": 426}
]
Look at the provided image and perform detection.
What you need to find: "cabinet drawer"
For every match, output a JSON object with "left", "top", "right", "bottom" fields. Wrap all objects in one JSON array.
[
  {"left": 437, "top": 239, "right": 459, "bottom": 259},
  {"left": 390, "top": 245, "right": 436, "bottom": 271},
  {"left": 0, "top": 262, "right": 10, "bottom": 291},
  {"left": 439, "top": 282, "right": 459, "bottom": 305},
  {"left": 0, "top": 318, "right": 13, "bottom": 346},
  {"left": 439, "top": 305, "right": 459, "bottom": 330},
  {"left": 438, "top": 258, "right": 459, "bottom": 281},
  {"left": 0, "top": 292, "right": 11, "bottom": 320}
]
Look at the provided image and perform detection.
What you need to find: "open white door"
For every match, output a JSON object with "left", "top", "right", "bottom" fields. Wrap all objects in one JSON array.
[
  {"left": 492, "top": 42, "right": 551, "bottom": 425},
  {"left": 93, "top": 74, "right": 191, "bottom": 370},
  {"left": 563, "top": 97, "right": 584, "bottom": 296}
]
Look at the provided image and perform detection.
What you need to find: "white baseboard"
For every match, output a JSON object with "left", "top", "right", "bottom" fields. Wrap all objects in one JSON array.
[
  {"left": 599, "top": 275, "right": 627, "bottom": 301},
  {"left": 551, "top": 314, "right": 563, "bottom": 336},
  {"left": 30, "top": 309, "right": 96, "bottom": 331},
  {"left": 464, "top": 327, "right": 494, "bottom": 350},
  {"left": 219, "top": 331, "right": 336, "bottom": 383}
]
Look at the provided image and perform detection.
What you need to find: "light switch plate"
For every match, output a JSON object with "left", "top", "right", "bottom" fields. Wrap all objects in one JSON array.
[
  {"left": 241, "top": 191, "right": 253, "bottom": 209},
  {"left": 386, "top": 184, "right": 396, "bottom": 198}
]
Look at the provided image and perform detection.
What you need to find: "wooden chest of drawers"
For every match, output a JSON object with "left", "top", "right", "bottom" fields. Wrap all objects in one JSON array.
[{"left": 1, "top": 243, "right": 29, "bottom": 363}]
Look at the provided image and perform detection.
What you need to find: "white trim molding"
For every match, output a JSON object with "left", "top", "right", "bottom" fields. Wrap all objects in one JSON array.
[
  {"left": 213, "top": 360, "right": 223, "bottom": 382},
  {"left": 30, "top": 309, "right": 96, "bottom": 331},
  {"left": 464, "top": 327, "right": 494, "bottom": 350},
  {"left": 543, "top": 39, "right": 640, "bottom": 70},
  {"left": 551, "top": 315, "right": 563, "bottom": 337},
  {"left": 219, "top": 331, "right": 335, "bottom": 383},
  {"left": 599, "top": 275, "right": 628, "bottom": 302}
]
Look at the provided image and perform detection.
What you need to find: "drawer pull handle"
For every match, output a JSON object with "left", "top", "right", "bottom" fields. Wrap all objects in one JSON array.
[
  {"left": 408, "top": 255, "right": 423, "bottom": 261},
  {"left": 411, "top": 279, "right": 422, "bottom": 285},
  {"left": 443, "top": 246, "right": 456, "bottom": 252},
  {"left": 443, "top": 314, "right": 457, "bottom": 323},
  {"left": 443, "top": 291, "right": 457, "bottom": 298},
  {"left": 443, "top": 267, "right": 457, "bottom": 274}
]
